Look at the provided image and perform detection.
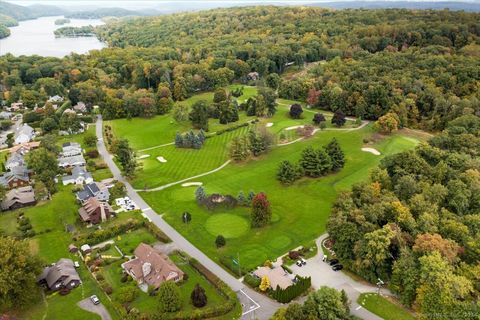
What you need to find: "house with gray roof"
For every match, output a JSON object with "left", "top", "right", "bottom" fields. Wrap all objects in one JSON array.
[
  {"left": 62, "top": 142, "right": 82, "bottom": 157},
  {"left": 62, "top": 166, "right": 93, "bottom": 186},
  {"left": 1, "top": 186, "right": 36, "bottom": 211},
  {"left": 14, "top": 124, "right": 35, "bottom": 145},
  {"left": 76, "top": 182, "right": 110, "bottom": 203},
  {"left": 0, "top": 111, "right": 13, "bottom": 120},
  {"left": 37, "top": 258, "right": 81, "bottom": 291},
  {"left": 5, "top": 152, "right": 25, "bottom": 171},
  {"left": 58, "top": 154, "right": 86, "bottom": 169}
]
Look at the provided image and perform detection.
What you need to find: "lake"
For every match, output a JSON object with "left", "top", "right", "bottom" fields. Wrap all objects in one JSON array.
[{"left": 0, "top": 16, "right": 106, "bottom": 57}]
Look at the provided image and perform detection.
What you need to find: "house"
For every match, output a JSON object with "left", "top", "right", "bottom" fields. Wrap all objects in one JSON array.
[
  {"left": 68, "top": 244, "right": 78, "bottom": 253},
  {"left": 78, "top": 197, "right": 112, "bottom": 224},
  {"left": 76, "top": 182, "right": 110, "bottom": 203},
  {"left": 9, "top": 141, "right": 41, "bottom": 155},
  {"left": 73, "top": 102, "right": 87, "bottom": 113},
  {"left": 1, "top": 186, "right": 36, "bottom": 211},
  {"left": 80, "top": 244, "right": 92, "bottom": 254},
  {"left": 253, "top": 266, "right": 293, "bottom": 290},
  {"left": 247, "top": 71, "right": 260, "bottom": 81},
  {"left": 0, "top": 166, "right": 31, "bottom": 189},
  {"left": 48, "top": 95, "right": 64, "bottom": 103},
  {"left": 5, "top": 152, "right": 25, "bottom": 171},
  {"left": 62, "top": 108, "right": 76, "bottom": 115},
  {"left": 122, "top": 243, "right": 184, "bottom": 290},
  {"left": 62, "top": 166, "right": 93, "bottom": 186},
  {"left": 8, "top": 102, "right": 23, "bottom": 112},
  {"left": 0, "top": 111, "right": 13, "bottom": 120},
  {"left": 14, "top": 124, "right": 35, "bottom": 145},
  {"left": 58, "top": 154, "right": 86, "bottom": 168},
  {"left": 37, "top": 258, "right": 81, "bottom": 291},
  {"left": 61, "top": 142, "right": 82, "bottom": 157}
]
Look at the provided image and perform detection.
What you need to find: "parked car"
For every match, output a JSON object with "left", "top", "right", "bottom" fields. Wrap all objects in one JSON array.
[
  {"left": 296, "top": 260, "right": 303, "bottom": 267},
  {"left": 74, "top": 261, "right": 80, "bottom": 268},
  {"left": 328, "top": 259, "right": 339, "bottom": 266},
  {"left": 332, "top": 264, "right": 344, "bottom": 271},
  {"left": 300, "top": 258, "right": 307, "bottom": 265},
  {"left": 90, "top": 295, "right": 100, "bottom": 305}
]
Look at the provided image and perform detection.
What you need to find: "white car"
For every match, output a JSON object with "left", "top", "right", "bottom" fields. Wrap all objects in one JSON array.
[
  {"left": 74, "top": 261, "right": 80, "bottom": 268},
  {"left": 90, "top": 295, "right": 100, "bottom": 305}
]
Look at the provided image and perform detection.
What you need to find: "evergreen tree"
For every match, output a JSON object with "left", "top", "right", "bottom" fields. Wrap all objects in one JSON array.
[
  {"left": 247, "top": 190, "right": 255, "bottom": 205},
  {"left": 237, "top": 191, "right": 246, "bottom": 205},
  {"left": 192, "top": 135, "right": 202, "bottom": 149},
  {"left": 248, "top": 130, "right": 267, "bottom": 156},
  {"left": 313, "top": 113, "right": 326, "bottom": 125},
  {"left": 198, "top": 129, "right": 206, "bottom": 143},
  {"left": 299, "top": 146, "right": 332, "bottom": 177},
  {"left": 195, "top": 186, "right": 206, "bottom": 202},
  {"left": 277, "top": 160, "right": 303, "bottom": 184},
  {"left": 189, "top": 100, "right": 209, "bottom": 131},
  {"left": 215, "top": 235, "right": 226, "bottom": 248},
  {"left": 251, "top": 192, "right": 272, "bottom": 228},
  {"left": 158, "top": 281, "right": 181, "bottom": 312},
  {"left": 175, "top": 132, "right": 183, "bottom": 148},
  {"left": 332, "top": 110, "right": 346, "bottom": 127},
  {"left": 324, "top": 138, "right": 345, "bottom": 171},
  {"left": 191, "top": 284, "right": 208, "bottom": 308}
]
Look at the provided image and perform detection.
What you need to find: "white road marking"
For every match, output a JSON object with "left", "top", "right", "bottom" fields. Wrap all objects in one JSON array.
[{"left": 240, "top": 289, "right": 260, "bottom": 316}]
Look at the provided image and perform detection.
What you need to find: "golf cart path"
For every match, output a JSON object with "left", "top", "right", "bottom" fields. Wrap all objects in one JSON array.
[
  {"left": 290, "top": 233, "right": 389, "bottom": 320},
  {"left": 77, "top": 298, "right": 112, "bottom": 320},
  {"left": 96, "top": 117, "right": 278, "bottom": 320},
  {"left": 136, "top": 160, "right": 232, "bottom": 192}
]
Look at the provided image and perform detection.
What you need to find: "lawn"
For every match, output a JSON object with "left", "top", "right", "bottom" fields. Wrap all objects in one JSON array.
[
  {"left": 106, "top": 85, "right": 258, "bottom": 151},
  {"left": 357, "top": 293, "right": 416, "bottom": 320},
  {"left": 140, "top": 126, "right": 421, "bottom": 271},
  {"left": 102, "top": 253, "right": 229, "bottom": 316},
  {"left": 0, "top": 185, "right": 120, "bottom": 320}
]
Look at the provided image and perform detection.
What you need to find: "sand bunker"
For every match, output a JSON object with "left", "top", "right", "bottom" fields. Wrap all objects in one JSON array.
[
  {"left": 361, "top": 147, "right": 381, "bottom": 155},
  {"left": 138, "top": 154, "right": 150, "bottom": 159},
  {"left": 181, "top": 182, "right": 203, "bottom": 187},
  {"left": 266, "top": 122, "right": 274, "bottom": 127},
  {"left": 285, "top": 125, "right": 304, "bottom": 131},
  {"left": 157, "top": 156, "right": 167, "bottom": 163}
]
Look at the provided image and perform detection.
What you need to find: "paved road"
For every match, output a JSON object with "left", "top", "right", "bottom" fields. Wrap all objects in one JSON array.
[
  {"left": 77, "top": 298, "right": 112, "bottom": 320},
  {"left": 95, "top": 116, "right": 280, "bottom": 320},
  {"left": 290, "top": 234, "right": 384, "bottom": 320}
]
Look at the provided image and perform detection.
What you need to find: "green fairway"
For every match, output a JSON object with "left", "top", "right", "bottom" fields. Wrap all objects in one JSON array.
[
  {"left": 357, "top": 293, "right": 416, "bottom": 320},
  {"left": 140, "top": 125, "right": 421, "bottom": 270}
]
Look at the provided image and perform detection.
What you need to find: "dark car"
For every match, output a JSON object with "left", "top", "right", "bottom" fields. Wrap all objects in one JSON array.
[
  {"left": 328, "top": 259, "right": 339, "bottom": 266},
  {"left": 332, "top": 264, "right": 343, "bottom": 271}
]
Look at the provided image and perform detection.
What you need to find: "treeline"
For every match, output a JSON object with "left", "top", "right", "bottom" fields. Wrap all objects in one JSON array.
[
  {"left": 0, "top": 7, "right": 479, "bottom": 130},
  {"left": 0, "top": 25, "right": 10, "bottom": 39},
  {"left": 54, "top": 26, "right": 95, "bottom": 37},
  {"left": 327, "top": 115, "right": 480, "bottom": 318}
]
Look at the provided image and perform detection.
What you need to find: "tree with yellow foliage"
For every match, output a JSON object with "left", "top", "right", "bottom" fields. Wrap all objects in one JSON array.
[{"left": 259, "top": 276, "right": 270, "bottom": 292}]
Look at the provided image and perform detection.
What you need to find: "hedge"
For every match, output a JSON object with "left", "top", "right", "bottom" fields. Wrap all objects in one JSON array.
[
  {"left": 219, "top": 255, "right": 248, "bottom": 276},
  {"left": 244, "top": 273, "right": 261, "bottom": 288},
  {"left": 271, "top": 276, "right": 311, "bottom": 303},
  {"left": 165, "top": 258, "right": 238, "bottom": 319},
  {"left": 143, "top": 220, "right": 171, "bottom": 243},
  {"left": 75, "top": 218, "right": 143, "bottom": 244}
]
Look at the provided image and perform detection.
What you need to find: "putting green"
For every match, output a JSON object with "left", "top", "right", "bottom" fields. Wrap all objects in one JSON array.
[{"left": 205, "top": 213, "right": 249, "bottom": 238}]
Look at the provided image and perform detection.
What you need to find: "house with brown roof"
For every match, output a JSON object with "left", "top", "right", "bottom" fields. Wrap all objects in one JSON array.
[
  {"left": 37, "top": 258, "right": 81, "bottom": 291},
  {"left": 122, "top": 243, "right": 184, "bottom": 290},
  {"left": 1, "top": 186, "right": 36, "bottom": 211},
  {"left": 0, "top": 166, "right": 31, "bottom": 189},
  {"left": 78, "top": 197, "right": 112, "bottom": 225},
  {"left": 9, "top": 141, "right": 41, "bottom": 155}
]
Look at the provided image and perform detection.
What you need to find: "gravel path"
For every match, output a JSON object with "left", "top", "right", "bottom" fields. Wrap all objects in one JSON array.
[{"left": 77, "top": 298, "right": 111, "bottom": 320}]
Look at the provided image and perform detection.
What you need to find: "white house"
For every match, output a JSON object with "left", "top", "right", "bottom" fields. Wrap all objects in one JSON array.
[
  {"left": 58, "top": 154, "right": 86, "bottom": 168},
  {"left": 62, "top": 166, "right": 93, "bottom": 186},
  {"left": 62, "top": 142, "right": 82, "bottom": 157},
  {"left": 14, "top": 124, "right": 35, "bottom": 145}
]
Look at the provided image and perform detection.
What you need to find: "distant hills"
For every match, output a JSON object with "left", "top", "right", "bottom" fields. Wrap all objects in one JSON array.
[
  {"left": 0, "top": 1, "right": 65, "bottom": 21},
  {"left": 308, "top": 1, "right": 480, "bottom": 12},
  {"left": 65, "top": 8, "right": 148, "bottom": 19}
]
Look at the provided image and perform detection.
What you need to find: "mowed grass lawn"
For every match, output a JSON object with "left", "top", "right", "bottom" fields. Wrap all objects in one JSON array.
[
  {"left": 140, "top": 125, "right": 421, "bottom": 270},
  {"left": 357, "top": 293, "right": 416, "bottom": 320},
  {"left": 0, "top": 186, "right": 120, "bottom": 320},
  {"left": 106, "top": 85, "right": 258, "bottom": 151}
]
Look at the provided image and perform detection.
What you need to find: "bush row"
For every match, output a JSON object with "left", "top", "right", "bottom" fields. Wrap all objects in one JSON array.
[
  {"left": 143, "top": 220, "right": 171, "bottom": 243},
  {"left": 271, "top": 276, "right": 311, "bottom": 303},
  {"left": 74, "top": 218, "right": 143, "bottom": 244}
]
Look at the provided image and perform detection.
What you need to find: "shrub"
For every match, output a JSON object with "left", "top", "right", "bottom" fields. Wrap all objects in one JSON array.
[
  {"left": 271, "top": 276, "right": 311, "bottom": 303},
  {"left": 244, "top": 274, "right": 261, "bottom": 288},
  {"left": 86, "top": 149, "right": 99, "bottom": 158},
  {"left": 289, "top": 104, "right": 303, "bottom": 119},
  {"left": 158, "top": 281, "right": 181, "bottom": 312},
  {"left": 288, "top": 251, "right": 300, "bottom": 260},
  {"left": 191, "top": 284, "right": 208, "bottom": 308},
  {"left": 215, "top": 235, "right": 226, "bottom": 248},
  {"left": 96, "top": 273, "right": 104, "bottom": 281}
]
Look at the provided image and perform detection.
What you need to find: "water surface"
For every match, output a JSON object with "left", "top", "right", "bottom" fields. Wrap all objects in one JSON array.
[{"left": 0, "top": 16, "right": 106, "bottom": 57}]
